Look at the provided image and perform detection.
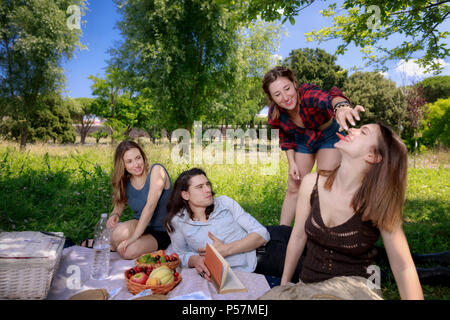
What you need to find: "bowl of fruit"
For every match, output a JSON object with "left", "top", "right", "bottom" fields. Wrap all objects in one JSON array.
[
  {"left": 135, "top": 249, "right": 180, "bottom": 270},
  {"left": 125, "top": 265, "right": 181, "bottom": 295}
]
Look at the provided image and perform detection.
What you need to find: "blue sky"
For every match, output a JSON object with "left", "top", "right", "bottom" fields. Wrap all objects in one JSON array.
[{"left": 62, "top": 0, "right": 450, "bottom": 99}]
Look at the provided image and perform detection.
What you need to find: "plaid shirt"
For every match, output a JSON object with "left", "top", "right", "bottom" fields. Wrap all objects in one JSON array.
[{"left": 268, "top": 84, "right": 350, "bottom": 152}]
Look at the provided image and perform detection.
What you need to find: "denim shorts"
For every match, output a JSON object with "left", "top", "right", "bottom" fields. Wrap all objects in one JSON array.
[{"left": 294, "top": 119, "right": 342, "bottom": 154}]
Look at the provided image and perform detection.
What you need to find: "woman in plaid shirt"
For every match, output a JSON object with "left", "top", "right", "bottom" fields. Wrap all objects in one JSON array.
[{"left": 263, "top": 66, "right": 365, "bottom": 226}]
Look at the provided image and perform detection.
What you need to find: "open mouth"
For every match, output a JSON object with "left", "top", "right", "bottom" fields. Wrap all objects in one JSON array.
[
  {"left": 336, "top": 132, "right": 351, "bottom": 143},
  {"left": 285, "top": 98, "right": 294, "bottom": 106}
]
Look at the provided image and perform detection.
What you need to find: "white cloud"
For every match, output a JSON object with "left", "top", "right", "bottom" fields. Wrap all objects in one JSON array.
[
  {"left": 272, "top": 54, "right": 283, "bottom": 63},
  {"left": 257, "top": 106, "right": 269, "bottom": 117},
  {"left": 394, "top": 59, "right": 450, "bottom": 76}
]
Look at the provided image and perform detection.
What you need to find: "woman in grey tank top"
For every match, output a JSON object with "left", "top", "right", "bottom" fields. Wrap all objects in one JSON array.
[{"left": 106, "top": 140, "right": 172, "bottom": 260}]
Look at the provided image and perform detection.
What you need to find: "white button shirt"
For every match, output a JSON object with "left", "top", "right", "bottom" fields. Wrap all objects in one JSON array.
[{"left": 169, "top": 195, "right": 270, "bottom": 272}]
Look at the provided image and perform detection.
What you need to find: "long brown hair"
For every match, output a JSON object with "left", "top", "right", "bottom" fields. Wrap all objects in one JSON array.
[
  {"left": 319, "top": 123, "right": 408, "bottom": 232},
  {"left": 164, "top": 168, "right": 215, "bottom": 233},
  {"left": 262, "top": 66, "right": 298, "bottom": 121},
  {"left": 111, "top": 140, "right": 150, "bottom": 207}
]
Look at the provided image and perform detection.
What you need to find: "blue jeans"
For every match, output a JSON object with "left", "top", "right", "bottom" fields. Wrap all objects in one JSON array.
[{"left": 293, "top": 119, "right": 343, "bottom": 154}]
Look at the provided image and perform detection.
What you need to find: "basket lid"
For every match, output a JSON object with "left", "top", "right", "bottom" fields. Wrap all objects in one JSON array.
[{"left": 0, "top": 231, "right": 64, "bottom": 259}]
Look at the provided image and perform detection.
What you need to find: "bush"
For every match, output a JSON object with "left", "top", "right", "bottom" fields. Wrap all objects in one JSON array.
[{"left": 421, "top": 98, "right": 450, "bottom": 148}]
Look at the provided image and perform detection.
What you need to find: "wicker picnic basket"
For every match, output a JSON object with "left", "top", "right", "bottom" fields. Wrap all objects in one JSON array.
[
  {"left": 135, "top": 253, "right": 180, "bottom": 270},
  {"left": 0, "top": 231, "right": 65, "bottom": 300},
  {"left": 124, "top": 269, "right": 182, "bottom": 295}
]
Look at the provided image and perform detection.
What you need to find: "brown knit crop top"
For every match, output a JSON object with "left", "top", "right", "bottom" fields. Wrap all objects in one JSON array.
[{"left": 300, "top": 174, "right": 380, "bottom": 283}]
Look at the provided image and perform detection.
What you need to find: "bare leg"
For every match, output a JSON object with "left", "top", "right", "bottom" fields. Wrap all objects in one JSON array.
[
  {"left": 110, "top": 220, "right": 135, "bottom": 251},
  {"left": 280, "top": 153, "right": 315, "bottom": 226},
  {"left": 110, "top": 220, "right": 158, "bottom": 260},
  {"left": 316, "top": 148, "right": 341, "bottom": 171},
  {"left": 120, "top": 234, "right": 158, "bottom": 260}
]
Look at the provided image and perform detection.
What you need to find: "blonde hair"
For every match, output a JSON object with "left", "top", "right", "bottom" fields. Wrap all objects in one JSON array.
[
  {"left": 111, "top": 140, "right": 150, "bottom": 207},
  {"left": 319, "top": 123, "right": 408, "bottom": 232}
]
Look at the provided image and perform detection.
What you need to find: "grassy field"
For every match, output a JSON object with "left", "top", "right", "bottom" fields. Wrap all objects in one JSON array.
[{"left": 0, "top": 140, "right": 448, "bottom": 299}]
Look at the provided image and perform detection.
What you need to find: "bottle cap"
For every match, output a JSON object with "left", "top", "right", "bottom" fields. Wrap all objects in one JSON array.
[{"left": 101, "top": 213, "right": 107, "bottom": 218}]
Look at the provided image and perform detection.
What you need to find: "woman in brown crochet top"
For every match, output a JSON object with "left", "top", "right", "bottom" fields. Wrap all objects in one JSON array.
[{"left": 279, "top": 122, "right": 423, "bottom": 299}]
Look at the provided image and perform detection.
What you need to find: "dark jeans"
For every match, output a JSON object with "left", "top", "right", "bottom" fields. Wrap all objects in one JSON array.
[
  {"left": 255, "top": 225, "right": 305, "bottom": 282},
  {"left": 256, "top": 226, "right": 450, "bottom": 288},
  {"left": 374, "top": 245, "right": 450, "bottom": 287}
]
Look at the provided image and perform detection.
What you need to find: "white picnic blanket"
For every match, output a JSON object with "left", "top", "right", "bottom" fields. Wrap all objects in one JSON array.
[{"left": 47, "top": 246, "right": 270, "bottom": 300}]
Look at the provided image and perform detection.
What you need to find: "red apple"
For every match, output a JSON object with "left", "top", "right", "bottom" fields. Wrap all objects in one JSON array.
[{"left": 130, "top": 272, "right": 148, "bottom": 284}]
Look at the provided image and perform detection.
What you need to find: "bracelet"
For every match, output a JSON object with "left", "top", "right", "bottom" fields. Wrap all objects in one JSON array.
[
  {"left": 110, "top": 213, "right": 121, "bottom": 219},
  {"left": 333, "top": 100, "right": 352, "bottom": 113}
]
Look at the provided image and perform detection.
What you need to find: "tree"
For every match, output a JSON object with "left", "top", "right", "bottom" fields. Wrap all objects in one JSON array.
[
  {"left": 68, "top": 97, "right": 96, "bottom": 144},
  {"left": 0, "top": 0, "right": 86, "bottom": 148},
  {"left": 131, "top": 91, "right": 162, "bottom": 142},
  {"left": 231, "top": 0, "right": 450, "bottom": 74},
  {"left": 240, "top": 0, "right": 316, "bottom": 24},
  {"left": 1, "top": 93, "right": 76, "bottom": 144},
  {"left": 421, "top": 98, "right": 450, "bottom": 148},
  {"left": 207, "top": 18, "right": 283, "bottom": 129},
  {"left": 406, "top": 85, "right": 428, "bottom": 133},
  {"left": 417, "top": 75, "right": 450, "bottom": 103},
  {"left": 397, "top": 83, "right": 429, "bottom": 153},
  {"left": 112, "top": 0, "right": 244, "bottom": 132},
  {"left": 304, "top": 1, "right": 450, "bottom": 73},
  {"left": 32, "top": 94, "right": 76, "bottom": 144},
  {"left": 283, "top": 48, "right": 347, "bottom": 91},
  {"left": 89, "top": 67, "right": 129, "bottom": 144},
  {"left": 89, "top": 128, "right": 109, "bottom": 144},
  {"left": 342, "top": 72, "right": 405, "bottom": 133},
  {"left": 90, "top": 68, "right": 159, "bottom": 144}
]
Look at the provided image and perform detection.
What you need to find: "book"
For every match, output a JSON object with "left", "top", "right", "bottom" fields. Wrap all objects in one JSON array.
[{"left": 204, "top": 243, "right": 247, "bottom": 294}]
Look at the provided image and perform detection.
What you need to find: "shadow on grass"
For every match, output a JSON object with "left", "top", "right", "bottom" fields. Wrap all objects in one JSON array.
[{"left": 0, "top": 168, "right": 133, "bottom": 243}]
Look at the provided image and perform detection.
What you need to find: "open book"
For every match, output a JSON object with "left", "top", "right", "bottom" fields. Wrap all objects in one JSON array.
[{"left": 204, "top": 243, "right": 247, "bottom": 294}]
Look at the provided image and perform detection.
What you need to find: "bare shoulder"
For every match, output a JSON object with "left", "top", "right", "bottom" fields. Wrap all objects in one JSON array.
[
  {"left": 299, "top": 173, "right": 317, "bottom": 196},
  {"left": 149, "top": 164, "right": 168, "bottom": 180},
  {"left": 148, "top": 164, "right": 169, "bottom": 190}
]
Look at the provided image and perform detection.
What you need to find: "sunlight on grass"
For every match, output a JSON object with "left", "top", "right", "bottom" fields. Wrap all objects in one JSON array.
[{"left": 0, "top": 141, "right": 448, "bottom": 300}]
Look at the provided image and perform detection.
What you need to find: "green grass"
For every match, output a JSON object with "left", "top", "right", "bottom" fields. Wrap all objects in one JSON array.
[{"left": 0, "top": 141, "right": 448, "bottom": 300}]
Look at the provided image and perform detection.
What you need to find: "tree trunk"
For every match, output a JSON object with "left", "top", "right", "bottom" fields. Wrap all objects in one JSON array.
[
  {"left": 80, "top": 131, "right": 86, "bottom": 144},
  {"left": 19, "top": 125, "right": 28, "bottom": 150},
  {"left": 80, "top": 124, "right": 87, "bottom": 144},
  {"left": 110, "top": 126, "right": 115, "bottom": 145}
]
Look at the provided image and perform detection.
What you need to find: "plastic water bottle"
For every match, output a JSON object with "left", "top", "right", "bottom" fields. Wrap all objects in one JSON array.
[{"left": 91, "top": 213, "right": 111, "bottom": 280}]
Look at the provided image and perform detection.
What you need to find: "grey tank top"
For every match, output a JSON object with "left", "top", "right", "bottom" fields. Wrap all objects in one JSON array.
[{"left": 126, "top": 163, "right": 172, "bottom": 232}]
